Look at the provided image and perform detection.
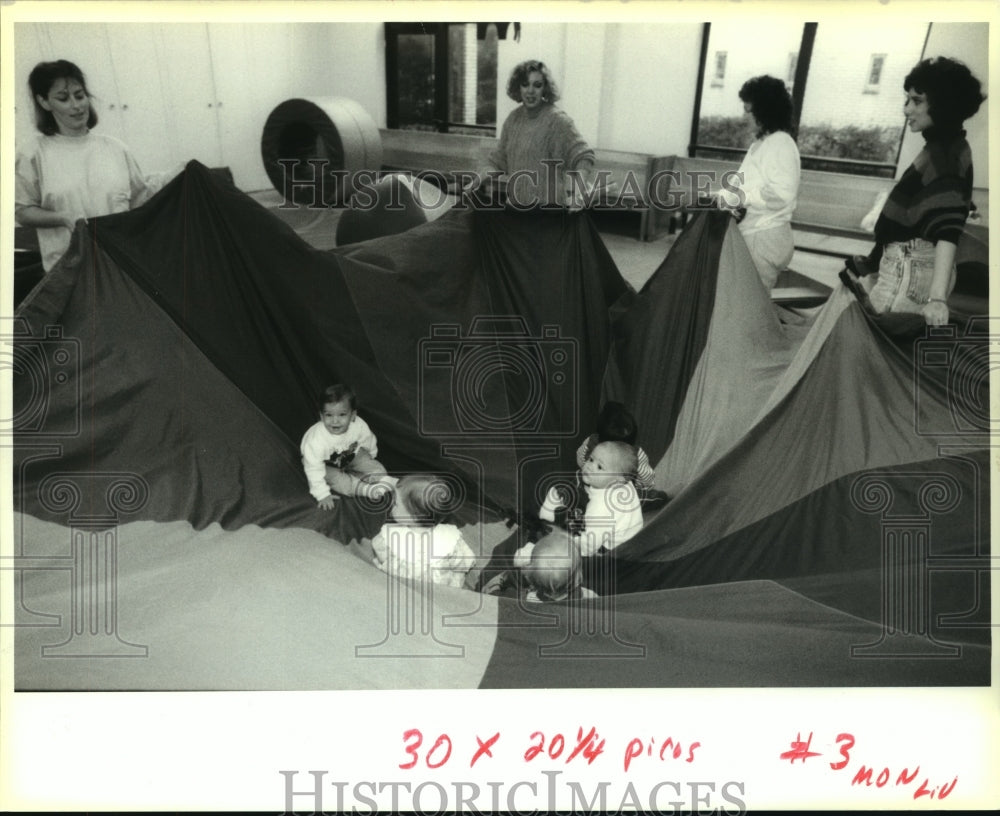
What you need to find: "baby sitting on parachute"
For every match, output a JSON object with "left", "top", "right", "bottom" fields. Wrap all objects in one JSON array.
[
  {"left": 530, "top": 439, "right": 644, "bottom": 558},
  {"left": 483, "top": 440, "right": 643, "bottom": 599}
]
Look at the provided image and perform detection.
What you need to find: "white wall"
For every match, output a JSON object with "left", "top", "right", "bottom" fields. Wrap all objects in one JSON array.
[
  {"left": 598, "top": 23, "right": 703, "bottom": 156},
  {"left": 317, "top": 23, "right": 385, "bottom": 125}
]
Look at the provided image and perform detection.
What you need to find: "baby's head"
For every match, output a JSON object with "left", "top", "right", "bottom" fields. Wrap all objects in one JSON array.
[
  {"left": 581, "top": 440, "right": 637, "bottom": 489},
  {"left": 524, "top": 529, "right": 584, "bottom": 602},
  {"left": 318, "top": 383, "right": 357, "bottom": 436},
  {"left": 391, "top": 474, "right": 452, "bottom": 527}
]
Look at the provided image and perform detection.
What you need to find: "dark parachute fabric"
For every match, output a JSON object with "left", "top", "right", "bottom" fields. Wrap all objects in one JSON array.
[
  {"left": 12, "top": 162, "right": 989, "bottom": 689},
  {"left": 601, "top": 207, "right": 728, "bottom": 464},
  {"left": 598, "top": 214, "right": 989, "bottom": 625},
  {"left": 14, "top": 161, "right": 625, "bottom": 528},
  {"left": 482, "top": 213, "right": 990, "bottom": 688}
]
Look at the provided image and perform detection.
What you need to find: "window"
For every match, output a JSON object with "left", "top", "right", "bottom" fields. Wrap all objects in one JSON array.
[
  {"left": 865, "top": 53, "right": 887, "bottom": 93},
  {"left": 692, "top": 21, "right": 803, "bottom": 157},
  {"left": 385, "top": 22, "right": 498, "bottom": 135},
  {"left": 796, "top": 23, "right": 926, "bottom": 174},
  {"left": 691, "top": 22, "right": 930, "bottom": 177}
]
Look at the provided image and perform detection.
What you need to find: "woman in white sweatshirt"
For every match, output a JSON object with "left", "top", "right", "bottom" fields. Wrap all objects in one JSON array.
[
  {"left": 15, "top": 60, "right": 175, "bottom": 272},
  {"left": 730, "top": 75, "right": 801, "bottom": 291}
]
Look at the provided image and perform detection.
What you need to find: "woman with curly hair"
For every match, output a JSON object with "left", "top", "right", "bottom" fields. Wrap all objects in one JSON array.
[
  {"left": 729, "top": 75, "right": 801, "bottom": 291},
  {"left": 853, "top": 57, "right": 986, "bottom": 327},
  {"left": 485, "top": 59, "right": 596, "bottom": 210}
]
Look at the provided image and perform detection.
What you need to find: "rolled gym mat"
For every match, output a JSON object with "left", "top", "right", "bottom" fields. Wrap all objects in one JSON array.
[{"left": 260, "top": 97, "right": 382, "bottom": 206}]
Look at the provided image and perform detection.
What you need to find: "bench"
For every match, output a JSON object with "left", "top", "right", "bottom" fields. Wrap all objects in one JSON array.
[
  {"left": 379, "top": 128, "right": 494, "bottom": 183},
  {"left": 378, "top": 128, "right": 672, "bottom": 241}
]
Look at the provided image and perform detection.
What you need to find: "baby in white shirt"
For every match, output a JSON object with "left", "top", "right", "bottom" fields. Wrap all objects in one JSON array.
[
  {"left": 533, "top": 439, "right": 643, "bottom": 558},
  {"left": 300, "top": 384, "right": 392, "bottom": 509}
]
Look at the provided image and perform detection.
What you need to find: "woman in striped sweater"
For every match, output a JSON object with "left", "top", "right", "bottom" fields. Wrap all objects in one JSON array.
[{"left": 860, "top": 57, "right": 985, "bottom": 327}]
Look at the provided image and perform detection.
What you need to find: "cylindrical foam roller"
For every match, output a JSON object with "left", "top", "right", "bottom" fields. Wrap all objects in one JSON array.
[{"left": 261, "top": 97, "right": 382, "bottom": 206}]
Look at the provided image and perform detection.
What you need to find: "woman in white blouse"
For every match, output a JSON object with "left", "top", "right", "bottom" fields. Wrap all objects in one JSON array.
[
  {"left": 15, "top": 60, "right": 171, "bottom": 272},
  {"left": 728, "top": 75, "right": 801, "bottom": 291}
]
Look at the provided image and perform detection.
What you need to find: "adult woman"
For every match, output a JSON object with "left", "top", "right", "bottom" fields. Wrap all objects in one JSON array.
[
  {"left": 485, "top": 59, "right": 596, "bottom": 210},
  {"left": 857, "top": 57, "right": 985, "bottom": 327},
  {"left": 728, "top": 75, "right": 801, "bottom": 291},
  {"left": 15, "top": 60, "right": 170, "bottom": 272}
]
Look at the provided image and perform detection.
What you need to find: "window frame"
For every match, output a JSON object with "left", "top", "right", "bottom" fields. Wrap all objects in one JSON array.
[{"left": 384, "top": 22, "right": 497, "bottom": 135}]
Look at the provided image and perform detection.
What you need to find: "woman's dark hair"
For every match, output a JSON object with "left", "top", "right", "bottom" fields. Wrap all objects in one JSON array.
[
  {"left": 318, "top": 383, "right": 357, "bottom": 412},
  {"left": 904, "top": 56, "right": 986, "bottom": 130},
  {"left": 738, "top": 75, "right": 794, "bottom": 138},
  {"left": 28, "top": 60, "right": 98, "bottom": 135},
  {"left": 595, "top": 401, "right": 638, "bottom": 445},
  {"left": 506, "top": 60, "right": 560, "bottom": 104}
]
